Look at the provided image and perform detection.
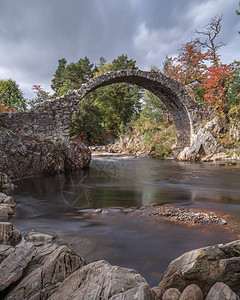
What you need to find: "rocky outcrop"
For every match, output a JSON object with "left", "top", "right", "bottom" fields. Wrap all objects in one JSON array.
[
  {"left": 159, "top": 239, "right": 240, "bottom": 297},
  {"left": 48, "top": 260, "right": 157, "bottom": 300},
  {"left": 178, "top": 117, "right": 224, "bottom": 161},
  {"left": 178, "top": 116, "right": 240, "bottom": 162},
  {"left": 0, "top": 127, "right": 91, "bottom": 179}
]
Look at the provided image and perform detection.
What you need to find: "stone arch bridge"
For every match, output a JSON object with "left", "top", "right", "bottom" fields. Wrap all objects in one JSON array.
[{"left": 0, "top": 70, "right": 213, "bottom": 151}]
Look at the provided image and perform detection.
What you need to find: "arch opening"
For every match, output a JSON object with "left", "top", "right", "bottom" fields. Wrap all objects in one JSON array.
[{"left": 71, "top": 70, "right": 192, "bottom": 150}]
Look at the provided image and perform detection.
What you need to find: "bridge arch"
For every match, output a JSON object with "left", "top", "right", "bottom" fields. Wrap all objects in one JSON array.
[
  {"left": 68, "top": 70, "right": 194, "bottom": 150},
  {"left": 0, "top": 70, "right": 212, "bottom": 152}
]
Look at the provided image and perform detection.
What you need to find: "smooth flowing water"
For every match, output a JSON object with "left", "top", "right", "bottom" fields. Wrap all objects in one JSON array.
[{"left": 10, "top": 154, "right": 240, "bottom": 286}]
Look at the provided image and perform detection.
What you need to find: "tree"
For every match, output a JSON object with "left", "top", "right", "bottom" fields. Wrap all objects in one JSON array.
[
  {"left": 99, "top": 56, "right": 107, "bottom": 66},
  {"left": 51, "top": 58, "right": 67, "bottom": 93},
  {"left": 195, "top": 15, "right": 225, "bottom": 67},
  {"left": 164, "top": 41, "right": 208, "bottom": 101},
  {"left": 227, "top": 61, "right": 240, "bottom": 107},
  {"left": 0, "top": 79, "right": 26, "bottom": 111},
  {"left": 70, "top": 95, "right": 104, "bottom": 144},
  {"left": 162, "top": 56, "right": 173, "bottom": 74},
  {"left": 93, "top": 54, "right": 141, "bottom": 134},
  {"left": 202, "top": 64, "right": 234, "bottom": 112},
  {"left": 28, "top": 85, "right": 50, "bottom": 108},
  {"left": 51, "top": 57, "right": 94, "bottom": 97}
]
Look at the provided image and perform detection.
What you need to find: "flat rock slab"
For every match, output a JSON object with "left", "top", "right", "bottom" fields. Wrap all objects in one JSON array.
[{"left": 49, "top": 260, "right": 157, "bottom": 300}]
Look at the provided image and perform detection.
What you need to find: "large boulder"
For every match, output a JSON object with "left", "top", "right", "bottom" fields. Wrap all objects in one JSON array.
[
  {"left": 159, "top": 240, "right": 240, "bottom": 297},
  {"left": 1, "top": 242, "right": 86, "bottom": 300},
  {"left": 0, "top": 127, "right": 91, "bottom": 179},
  {"left": 48, "top": 260, "right": 157, "bottom": 300}
]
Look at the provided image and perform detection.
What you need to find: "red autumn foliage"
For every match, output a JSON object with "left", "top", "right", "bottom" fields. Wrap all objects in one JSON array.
[
  {"left": 0, "top": 103, "right": 15, "bottom": 112},
  {"left": 201, "top": 64, "right": 233, "bottom": 111}
]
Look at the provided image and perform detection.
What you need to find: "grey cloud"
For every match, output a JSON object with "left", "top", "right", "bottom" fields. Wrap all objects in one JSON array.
[{"left": 0, "top": 0, "right": 239, "bottom": 98}]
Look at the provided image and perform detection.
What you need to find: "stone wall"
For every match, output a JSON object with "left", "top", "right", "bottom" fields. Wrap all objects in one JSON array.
[{"left": 0, "top": 70, "right": 214, "bottom": 151}]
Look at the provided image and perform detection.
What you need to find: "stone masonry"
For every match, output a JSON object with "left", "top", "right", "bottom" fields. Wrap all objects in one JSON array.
[{"left": 0, "top": 70, "right": 214, "bottom": 151}]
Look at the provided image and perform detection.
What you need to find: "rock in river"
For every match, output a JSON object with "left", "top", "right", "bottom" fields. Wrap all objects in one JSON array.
[{"left": 0, "top": 127, "right": 91, "bottom": 179}]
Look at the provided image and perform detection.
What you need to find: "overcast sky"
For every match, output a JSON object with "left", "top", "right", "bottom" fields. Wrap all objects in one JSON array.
[{"left": 0, "top": 0, "right": 239, "bottom": 99}]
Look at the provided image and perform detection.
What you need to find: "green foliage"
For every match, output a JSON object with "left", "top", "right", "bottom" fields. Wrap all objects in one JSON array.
[
  {"left": 51, "top": 57, "right": 94, "bottom": 97},
  {"left": 93, "top": 54, "right": 141, "bottom": 135},
  {"left": 227, "top": 63, "right": 240, "bottom": 107},
  {"left": 121, "top": 87, "right": 176, "bottom": 159},
  {"left": 111, "top": 54, "right": 138, "bottom": 71},
  {"left": 162, "top": 56, "right": 173, "bottom": 74},
  {"left": 70, "top": 94, "right": 104, "bottom": 145},
  {"left": 0, "top": 79, "right": 26, "bottom": 111},
  {"left": 51, "top": 58, "right": 67, "bottom": 93}
]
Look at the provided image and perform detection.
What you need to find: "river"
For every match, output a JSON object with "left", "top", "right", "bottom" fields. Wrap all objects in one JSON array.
[{"left": 10, "top": 154, "right": 240, "bottom": 286}]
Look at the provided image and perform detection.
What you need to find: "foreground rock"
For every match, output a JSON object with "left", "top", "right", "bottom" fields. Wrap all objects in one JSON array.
[
  {"left": 205, "top": 282, "right": 240, "bottom": 300},
  {"left": 49, "top": 260, "right": 157, "bottom": 300},
  {"left": 159, "top": 239, "right": 240, "bottom": 297},
  {"left": 0, "top": 127, "right": 91, "bottom": 179},
  {"left": 162, "top": 288, "right": 181, "bottom": 300},
  {"left": 0, "top": 241, "right": 157, "bottom": 300},
  {"left": 179, "top": 284, "right": 203, "bottom": 300},
  {"left": 0, "top": 242, "right": 86, "bottom": 299}
]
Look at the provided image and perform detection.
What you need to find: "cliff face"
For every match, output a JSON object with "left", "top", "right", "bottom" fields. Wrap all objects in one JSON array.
[{"left": 0, "top": 127, "right": 91, "bottom": 179}]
